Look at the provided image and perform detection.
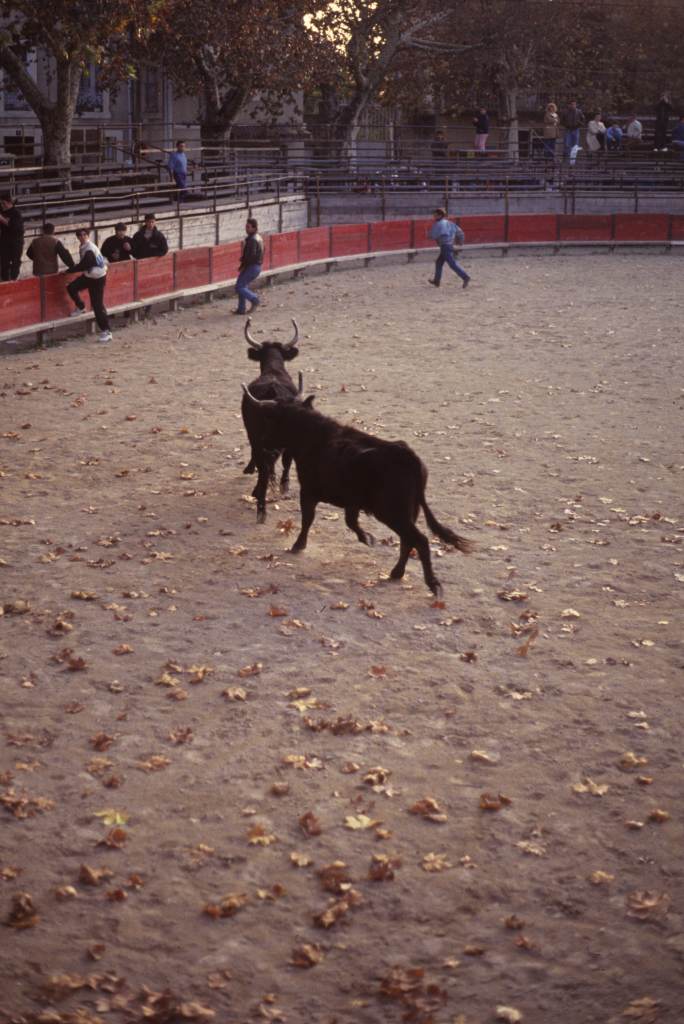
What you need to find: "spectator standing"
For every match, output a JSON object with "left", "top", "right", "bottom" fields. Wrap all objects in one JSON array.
[
  {"left": 66, "top": 228, "right": 112, "bottom": 343},
  {"left": 427, "top": 207, "right": 470, "bottom": 290},
  {"left": 654, "top": 92, "right": 672, "bottom": 150},
  {"left": 0, "top": 193, "right": 24, "bottom": 281},
  {"left": 167, "top": 140, "right": 189, "bottom": 201},
  {"left": 586, "top": 112, "right": 606, "bottom": 155},
  {"left": 473, "top": 108, "right": 489, "bottom": 153},
  {"left": 542, "top": 102, "right": 560, "bottom": 160},
  {"left": 625, "top": 112, "right": 643, "bottom": 150},
  {"left": 101, "top": 223, "right": 134, "bottom": 262},
  {"left": 562, "top": 100, "right": 585, "bottom": 161},
  {"left": 605, "top": 120, "right": 623, "bottom": 152},
  {"left": 26, "top": 223, "right": 74, "bottom": 276},
  {"left": 132, "top": 214, "right": 169, "bottom": 259},
  {"left": 233, "top": 217, "right": 264, "bottom": 315},
  {"left": 671, "top": 115, "right": 684, "bottom": 160}
]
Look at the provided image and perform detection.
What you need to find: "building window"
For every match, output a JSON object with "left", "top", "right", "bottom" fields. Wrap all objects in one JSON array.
[
  {"left": 77, "top": 63, "right": 108, "bottom": 115},
  {"left": 1, "top": 50, "right": 37, "bottom": 114}
]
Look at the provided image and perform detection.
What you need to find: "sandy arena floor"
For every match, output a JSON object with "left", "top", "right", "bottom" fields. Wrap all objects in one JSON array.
[{"left": 1, "top": 252, "right": 683, "bottom": 1024}]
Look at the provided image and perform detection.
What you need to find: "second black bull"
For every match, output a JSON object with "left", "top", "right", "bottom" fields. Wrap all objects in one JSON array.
[
  {"left": 242, "top": 386, "right": 473, "bottom": 596},
  {"left": 241, "top": 317, "right": 302, "bottom": 523}
]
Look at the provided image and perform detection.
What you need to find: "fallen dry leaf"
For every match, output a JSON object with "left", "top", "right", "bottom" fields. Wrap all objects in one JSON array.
[
  {"left": 421, "top": 852, "right": 452, "bottom": 872},
  {"left": 247, "top": 824, "right": 277, "bottom": 847},
  {"left": 299, "top": 811, "right": 323, "bottom": 837},
  {"left": 4, "top": 891, "right": 39, "bottom": 928},
  {"left": 408, "top": 798, "right": 448, "bottom": 823},
  {"left": 344, "top": 814, "right": 380, "bottom": 830},
  {"left": 572, "top": 777, "right": 609, "bottom": 797},
  {"left": 626, "top": 890, "right": 670, "bottom": 920},
  {"left": 237, "top": 662, "right": 262, "bottom": 678},
  {"left": 291, "top": 943, "right": 324, "bottom": 968},
  {"left": 203, "top": 892, "right": 249, "bottom": 919},
  {"left": 479, "top": 792, "right": 512, "bottom": 811}
]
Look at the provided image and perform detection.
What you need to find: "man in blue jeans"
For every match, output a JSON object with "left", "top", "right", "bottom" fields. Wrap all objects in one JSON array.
[
  {"left": 167, "top": 140, "right": 189, "bottom": 201},
  {"left": 428, "top": 208, "right": 470, "bottom": 289},
  {"left": 233, "top": 217, "right": 264, "bottom": 315}
]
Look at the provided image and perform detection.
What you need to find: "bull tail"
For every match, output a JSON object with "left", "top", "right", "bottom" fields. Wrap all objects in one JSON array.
[{"left": 421, "top": 499, "right": 474, "bottom": 554}]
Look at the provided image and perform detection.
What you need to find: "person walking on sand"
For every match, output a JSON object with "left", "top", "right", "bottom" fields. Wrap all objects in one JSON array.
[
  {"left": 233, "top": 217, "right": 264, "bottom": 315},
  {"left": 428, "top": 208, "right": 470, "bottom": 290},
  {"left": 66, "top": 228, "right": 112, "bottom": 343}
]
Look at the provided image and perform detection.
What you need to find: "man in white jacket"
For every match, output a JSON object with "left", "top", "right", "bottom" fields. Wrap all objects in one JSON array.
[{"left": 66, "top": 228, "right": 112, "bottom": 343}]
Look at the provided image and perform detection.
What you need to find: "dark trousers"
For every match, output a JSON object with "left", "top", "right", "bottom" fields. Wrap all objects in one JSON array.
[
  {"left": 67, "top": 275, "right": 110, "bottom": 331},
  {"left": 173, "top": 170, "right": 188, "bottom": 200},
  {"left": 1, "top": 244, "right": 22, "bottom": 281}
]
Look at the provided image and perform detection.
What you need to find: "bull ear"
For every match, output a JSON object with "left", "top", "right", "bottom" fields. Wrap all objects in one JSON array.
[
  {"left": 241, "top": 383, "right": 277, "bottom": 408},
  {"left": 283, "top": 346, "right": 299, "bottom": 361},
  {"left": 247, "top": 348, "right": 261, "bottom": 362},
  {"left": 303, "top": 394, "right": 316, "bottom": 408}
]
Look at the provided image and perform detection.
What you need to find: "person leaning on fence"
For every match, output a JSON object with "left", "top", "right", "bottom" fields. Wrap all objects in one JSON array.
[
  {"left": 66, "top": 228, "right": 112, "bottom": 344},
  {"left": 562, "top": 100, "right": 585, "bottom": 161},
  {"left": 131, "top": 214, "right": 169, "bottom": 259},
  {"left": 0, "top": 193, "right": 24, "bottom": 281},
  {"left": 101, "top": 223, "right": 134, "bottom": 262},
  {"left": 543, "top": 103, "right": 560, "bottom": 160},
  {"left": 427, "top": 208, "right": 470, "bottom": 291},
  {"left": 167, "top": 140, "right": 189, "bottom": 201},
  {"left": 233, "top": 217, "right": 264, "bottom": 316},
  {"left": 26, "top": 223, "right": 74, "bottom": 277}
]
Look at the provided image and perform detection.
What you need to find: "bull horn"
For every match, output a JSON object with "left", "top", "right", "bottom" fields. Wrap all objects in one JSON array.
[
  {"left": 244, "top": 318, "right": 261, "bottom": 350},
  {"left": 241, "top": 383, "right": 277, "bottom": 408},
  {"left": 284, "top": 318, "right": 299, "bottom": 349},
  {"left": 297, "top": 371, "right": 304, "bottom": 396}
]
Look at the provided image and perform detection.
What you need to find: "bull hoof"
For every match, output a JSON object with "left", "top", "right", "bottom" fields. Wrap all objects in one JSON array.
[
  {"left": 256, "top": 510, "right": 266, "bottom": 525},
  {"left": 290, "top": 541, "right": 305, "bottom": 554},
  {"left": 429, "top": 579, "right": 443, "bottom": 598},
  {"left": 243, "top": 462, "right": 255, "bottom": 475},
  {"left": 363, "top": 531, "right": 375, "bottom": 547},
  {"left": 389, "top": 566, "right": 405, "bottom": 580}
]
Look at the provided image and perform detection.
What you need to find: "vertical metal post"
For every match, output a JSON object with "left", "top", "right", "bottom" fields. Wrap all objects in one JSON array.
[
  {"left": 316, "top": 175, "right": 321, "bottom": 227},
  {"left": 634, "top": 183, "right": 639, "bottom": 214},
  {"left": 381, "top": 176, "right": 386, "bottom": 221},
  {"left": 444, "top": 178, "right": 449, "bottom": 216}
]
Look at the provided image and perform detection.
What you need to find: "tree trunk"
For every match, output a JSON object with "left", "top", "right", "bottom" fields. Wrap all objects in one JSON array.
[
  {"left": 199, "top": 78, "right": 248, "bottom": 161},
  {"left": 498, "top": 83, "right": 519, "bottom": 160},
  {"left": 0, "top": 46, "right": 81, "bottom": 186}
]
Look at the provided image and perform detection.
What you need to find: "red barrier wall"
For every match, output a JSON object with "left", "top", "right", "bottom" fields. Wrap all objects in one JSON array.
[
  {"left": 459, "top": 215, "right": 507, "bottom": 244},
  {"left": 412, "top": 219, "right": 435, "bottom": 249},
  {"left": 614, "top": 214, "right": 670, "bottom": 241},
  {"left": 671, "top": 215, "right": 684, "bottom": 241},
  {"left": 212, "top": 242, "right": 242, "bottom": 281},
  {"left": 0, "top": 277, "right": 40, "bottom": 330},
  {"left": 1, "top": 215, "right": 680, "bottom": 339},
  {"left": 298, "top": 226, "right": 331, "bottom": 262},
  {"left": 175, "top": 248, "right": 211, "bottom": 290},
  {"left": 103, "top": 262, "right": 136, "bottom": 306},
  {"left": 44, "top": 272, "right": 77, "bottom": 321},
  {"left": 270, "top": 231, "right": 299, "bottom": 269},
  {"left": 370, "top": 219, "right": 412, "bottom": 251},
  {"left": 137, "top": 255, "right": 174, "bottom": 299},
  {"left": 507, "top": 214, "right": 557, "bottom": 243},
  {"left": 331, "top": 223, "right": 370, "bottom": 257},
  {"left": 558, "top": 215, "right": 612, "bottom": 241}
]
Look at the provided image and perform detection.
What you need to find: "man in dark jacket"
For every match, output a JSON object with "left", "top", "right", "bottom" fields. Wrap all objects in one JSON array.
[
  {"left": 131, "top": 214, "right": 169, "bottom": 259},
  {"left": 233, "top": 217, "right": 264, "bottom": 315},
  {"left": 562, "top": 100, "right": 585, "bottom": 161},
  {"left": 101, "top": 223, "right": 134, "bottom": 262},
  {"left": 654, "top": 92, "right": 672, "bottom": 151},
  {"left": 26, "top": 223, "right": 74, "bottom": 276},
  {"left": 0, "top": 193, "right": 24, "bottom": 280}
]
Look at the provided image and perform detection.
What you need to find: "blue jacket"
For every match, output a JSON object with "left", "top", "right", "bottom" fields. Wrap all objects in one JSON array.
[
  {"left": 429, "top": 218, "right": 457, "bottom": 246},
  {"left": 167, "top": 151, "right": 188, "bottom": 175}
]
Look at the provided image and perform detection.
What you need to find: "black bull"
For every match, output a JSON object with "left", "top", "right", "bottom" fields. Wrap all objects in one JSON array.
[
  {"left": 241, "top": 317, "right": 302, "bottom": 522},
  {"left": 241, "top": 388, "right": 473, "bottom": 596}
]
